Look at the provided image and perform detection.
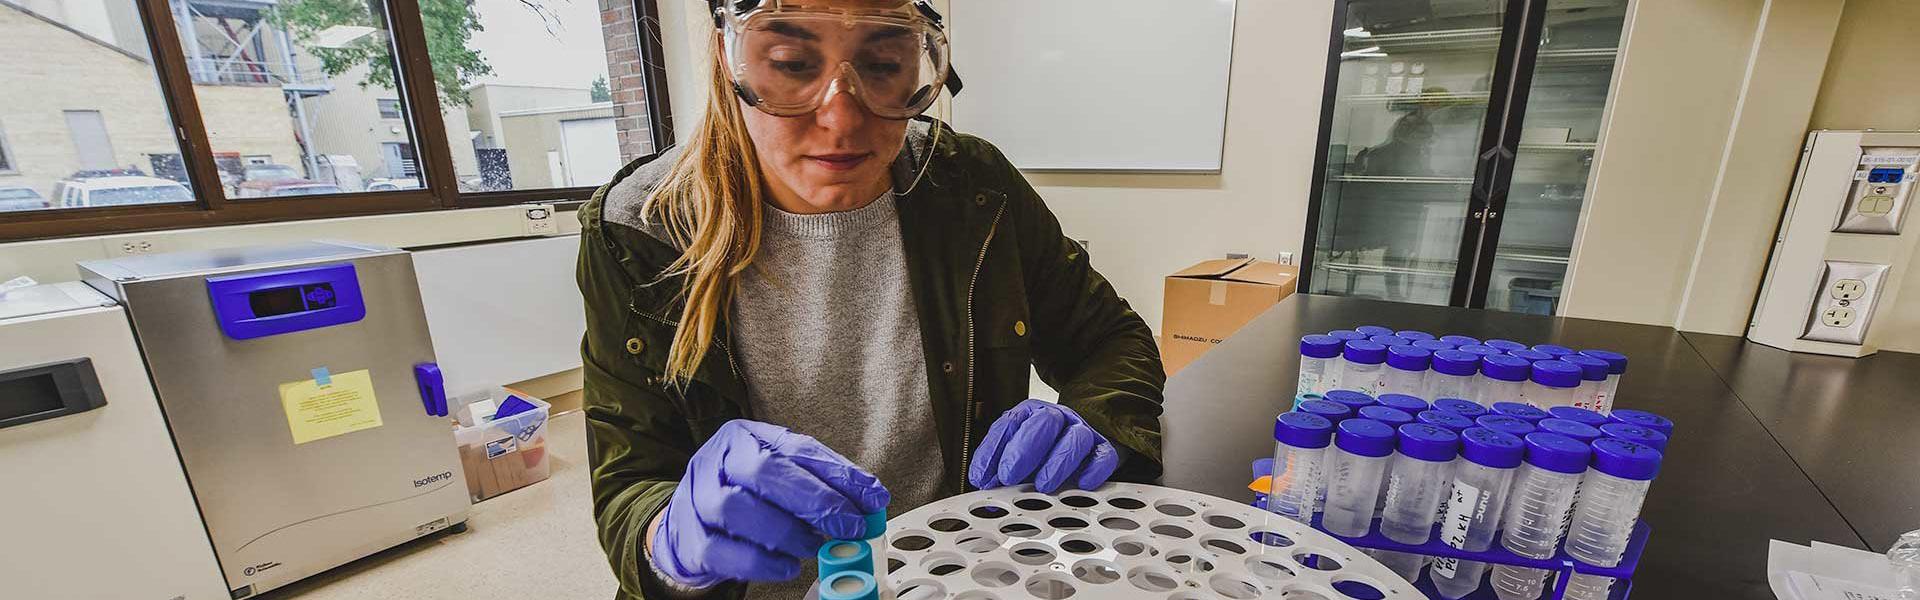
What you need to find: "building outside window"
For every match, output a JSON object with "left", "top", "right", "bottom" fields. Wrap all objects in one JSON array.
[{"left": 377, "top": 98, "right": 403, "bottom": 119}]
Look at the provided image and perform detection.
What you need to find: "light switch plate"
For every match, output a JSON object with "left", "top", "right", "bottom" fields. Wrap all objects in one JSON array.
[
  {"left": 1800, "top": 261, "right": 1889, "bottom": 345},
  {"left": 522, "top": 204, "right": 558, "bottom": 236}
]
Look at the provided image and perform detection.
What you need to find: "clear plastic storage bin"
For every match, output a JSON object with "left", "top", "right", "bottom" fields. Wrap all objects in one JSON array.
[{"left": 453, "top": 388, "right": 552, "bottom": 502}]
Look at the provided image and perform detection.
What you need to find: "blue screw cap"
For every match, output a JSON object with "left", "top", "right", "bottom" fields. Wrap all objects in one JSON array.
[
  {"left": 1300, "top": 334, "right": 1344, "bottom": 359},
  {"left": 1386, "top": 345, "right": 1432, "bottom": 371},
  {"left": 1533, "top": 344, "right": 1575, "bottom": 357},
  {"left": 1530, "top": 360, "right": 1583, "bottom": 388},
  {"left": 1417, "top": 410, "right": 1474, "bottom": 433},
  {"left": 863, "top": 511, "right": 887, "bottom": 539},
  {"left": 1274, "top": 411, "right": 1335, "bottom": 449},
  {"left": 1370, "top": 335, "right": 1412, "bottom": 347},
  {"left": 1434, "top": 398, "right": 1490, "bottom": 418},
  {"left": 1459, "top": 427, "right": 1525, "bottom": 469},
  {"left": 1522, "top": 432, "right": 1592, "bottom": 474},
  {"left": 1481, "top": 355, "right": 1532, "bottom": 382},
  {"left": 818, "top": 540, "right": 875, "bottom": 579},
  {"left": 1343, "top": 340, "right": 1389, "bottom": 365},
  {"left": 1333, "top": 419, "right": 1396, "bottom": 458},
  {"left": 1396, "top": 330, "right": 1437, "bottom": 342},
  {"left": 1431, "top": 350, "right": 1481, "bottom": 377},
  {"left": 1475, "top": 414, "right": 1538, "bottom": 438},
  {"left": 1561, "top": 354, "right": 1611, "bottom": 382},
  {"left": 1297, "top": 399, "right": 1353, "bottom": 423},
  {"left": 1547, "top": 406, "right": 1608, "bottom": 427},
  {"left": 1396, "top": 423, "right": 1460, "bottom": 462},
  {"left": 1580, "top": 349, "right": 1629, "bottom": 375},
  {"left": 1485, "top": 339, "right": 1529, "bottom": 353},
  {"left": 1609, "top": 409, "right": 1674, "bottom": 436},
  {"left": 1356, "top": 325, "right": 1396, "bottom": 337},
  {"left": 819, "top": 570, "right": 879, "bottom": 600},
  {"left": 1509, "top": 349, "right": 1554, "bottom": 363},
  {"left": 1328, "top": 329, "right": 1368, "bottom": 342},
  {"left": 1493, "top": 401, "right": 1551, "bottom": 423},
  {"left": 1324, "top": 390, "right": 1377, "bottom": 411},
  {"left": 1440, "top": 335, "right": 1482, "bottom": 347},
  {"left": 1590, "top": 437, "right": 1663, "bottom": 481},
  {"left": 1413, "top": 339, "right": 1455, "bottom": 352},
  {"left": 1376, "top": 393, "right": 1430, "bottom": 414},
  {"left": 1457, "top": 345, "right": 1503, "bottom": 358},
  {"left": 1600, "top": 423, "right": 1669, "bottom": 452},
  {"left": 1538, "top": 418, "right": 1603, "bottom": 443},
  {"left": 1359, "top": 405, "right": 1414, "bottom": 428}
]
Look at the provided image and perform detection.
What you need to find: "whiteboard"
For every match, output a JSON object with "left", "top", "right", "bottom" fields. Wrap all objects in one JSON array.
[
  {"left": 949, "top": 0, "right": 1237, "bottom": 171},
  {"left": 414, "top": 235, "right": 585, "bottom": 399}
]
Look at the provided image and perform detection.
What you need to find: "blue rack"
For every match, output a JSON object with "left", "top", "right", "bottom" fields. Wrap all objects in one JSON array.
[{"left": 1307, "top": 514, "right": 1650, "bottom": 600}]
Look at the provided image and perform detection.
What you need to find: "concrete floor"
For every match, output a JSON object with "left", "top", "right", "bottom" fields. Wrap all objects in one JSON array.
[{"left": 259, "top": 410, "right": 619, "bottom": 600}]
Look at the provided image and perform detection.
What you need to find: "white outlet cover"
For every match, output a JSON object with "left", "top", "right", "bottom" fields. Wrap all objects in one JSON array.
[{"left": 1801, "top": 261, "right": 1888, "bottom": 345}]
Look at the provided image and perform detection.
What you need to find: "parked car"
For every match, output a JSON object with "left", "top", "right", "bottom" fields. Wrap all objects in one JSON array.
[
  {"left": 50, "top": 176, "right": 195, "bottom": 208},
  {"left": 67, "top": 167, "right": 149, "bottom": 180},
  {"left": 265, "top": 183, "right": 344, "bottom": 197},
  {"left": 365, "top": 178, "right": 421, "bottom": 192},
  {"left": 0, "top": 185, "right": 49, "bottom": 212},
  {"left": 243, "top": 164, "right": 302, "bottom": 182}
]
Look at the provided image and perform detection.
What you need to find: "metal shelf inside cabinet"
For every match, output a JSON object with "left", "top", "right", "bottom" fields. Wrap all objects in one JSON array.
[
  {"left": 1319, "top": 260, "right": 1457, "bottom": 278},
  {"left": 1518, "top": 142, "right": 1597, "bottom": 152},
  {"left": 1346, "top": 92, "right": 1491, "bottom": 106},
  {"left": 1329, "top": 175, "right": 1475, "bottom": 185},
  {"left": 1495, "top": 251, "right": 1572, "bottom": 266}
]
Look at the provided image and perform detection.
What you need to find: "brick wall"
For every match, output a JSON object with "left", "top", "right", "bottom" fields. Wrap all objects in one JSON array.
[{"left": 601, "top": 0, "right": 655, "bottom": 161}]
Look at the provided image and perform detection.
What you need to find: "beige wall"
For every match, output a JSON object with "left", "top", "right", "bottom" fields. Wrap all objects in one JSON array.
[
  {"left": 192, "top": 84, "right": 304, "bottom": 173},
  {"left": 1805, "top": 0, "right": 1920, "bottom": 352},
  {"left": 499, "top": 105, "right": 616, "bottom": 189},
  {"left": 466, "top": 84, "right": 593, "bottom": 149},
  {"left": 1559, "top": 0, "right": 1765, "bottom": 326},
  {"left": 1672, "top": 0, "right": 1844, "bottom": 336}
]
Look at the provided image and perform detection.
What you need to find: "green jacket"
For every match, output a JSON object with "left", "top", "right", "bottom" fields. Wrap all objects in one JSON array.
[{"left": 576, "top": 119, "right": 1165, "bottom": 599}]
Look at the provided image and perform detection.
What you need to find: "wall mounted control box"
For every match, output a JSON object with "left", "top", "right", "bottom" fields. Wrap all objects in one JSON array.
[{"left": 1751, "top": 131, "right": 1920, "bottom": 357}]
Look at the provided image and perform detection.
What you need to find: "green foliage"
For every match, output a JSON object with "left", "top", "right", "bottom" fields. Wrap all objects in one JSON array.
[
  {"left": 270, "top": 0, "right": 492, "bottom": 107},
  {"left": 590, "top": 75, "right": 611, "bottom": 102}
]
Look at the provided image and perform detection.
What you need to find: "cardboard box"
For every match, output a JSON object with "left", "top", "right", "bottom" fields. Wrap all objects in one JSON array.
[{"left": 1161, "top": 257, "right": 1299, "bottom": 376}]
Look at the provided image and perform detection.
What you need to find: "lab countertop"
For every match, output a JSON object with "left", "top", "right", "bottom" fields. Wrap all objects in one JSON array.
[
  {"left": 257, "top": 410, "right": 618, "bottom": 600},
  {"left": 1160, "top": 293, "right": 1901, "bottom": 599}
]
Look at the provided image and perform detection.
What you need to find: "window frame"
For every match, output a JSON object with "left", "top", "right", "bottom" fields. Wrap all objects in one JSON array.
[{"left": 0, "top": 0, "right": 674, "bottom": 241}]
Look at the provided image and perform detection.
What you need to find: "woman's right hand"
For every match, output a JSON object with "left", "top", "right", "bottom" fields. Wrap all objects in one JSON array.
[{"left": 648, "top": 419, "right": 890, "bottom": 588}]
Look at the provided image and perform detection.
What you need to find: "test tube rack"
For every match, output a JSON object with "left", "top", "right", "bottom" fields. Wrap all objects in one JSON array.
[
  {"left": 827, "top": 482, "right": 1423, "bottom": 599},
  {"left": 1308, "top": 514, "right": 1651, "bottom": 600}
]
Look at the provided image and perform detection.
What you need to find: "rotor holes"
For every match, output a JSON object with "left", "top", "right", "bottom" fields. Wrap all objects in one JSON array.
[
  {"left": 1209, "top": 574, "right": 1264, "bottom": 600},
  {"left": 896, "top": 579, "right": 946, "bottom": 600},
  {"left": 921, "top": 552, "right": 965, "bottom": 577},
  {"left": 1282, "top": 589, "right": 1335, "bottom": 600},
  {"left": 1070, "top": 558, "right": 1123, "bottom": 585},
  {"left": 1202, "top": 535, "right": 1249, "bottom": 556},
  {"left": 970, "top": 562, "right": 1022, "bottom": 588},
  {"left": 1332, "top": 579, "right": 1388, "bottom": 600},
  {"left": 1013, "top": 497, "right": 1054, "bottom": 512},
  {"left": 887, "top": 558, "right": 905, "bottom": 574},
  {"left": 1112, "top": 535, "right": 1159, "bottom": 557},
  {"left": 1148, "top": 520, "right": 1194, "bottom": 539},
  {"left": 955, "top": 531, "right": 1006, "bottom": 554},
  {"left": 928, "top": 515, "right": 971, "bottom": 532},
  {"left": 1202, "top": 511, "right": 1247, "bottom": 530},
  {"left": 1046, "top": 515, "right": 1091, "bottom": 531},
  {"left": 1292, "top": 551, "right": 1344, "bottom": 571},
  {"left": 953, "top": 592, "right": 1002, "bottom": 600},
  {"left": 1060, "top": 494, "right": 1099, "bottom": 509},
  {"left": 1107, "top": 496, "right": 1147, "bottom": 510},
  {"left": 1246, "top": 556, "right": 1297, "bottom": 581},
  {"left": 1025, "top": 573, "right": 1079, "bottom": 599},
  {"left": 1166, "top": 551, "right": 1215, "bottom": 574},
  {"left": 1153, "top": 500, "right": 1198, "bottom": 517},
  {"left": 1098, "top": 514, "right": 1140, "bottom": 531},
  {"left": 1059, "top": 534, "right": 1104, "bottom": 555},
  {"left": 892, "top": 533, "right": 935, "bottom": 552},
  {"left": 1010, "top": 541, "right": 1058, "bottom": 566},
  {"left": 997, "top": 518, "right": 1048, "bottom": 539},
  {"left": 970, "top": 502, "right": 1012, "bottom": 520},
  {"left": 1126, "top": 565, "right": 1181, "bottom": 592},
  {"left": 1251, "top": 530, "right": 1297, "bottom": 548}
]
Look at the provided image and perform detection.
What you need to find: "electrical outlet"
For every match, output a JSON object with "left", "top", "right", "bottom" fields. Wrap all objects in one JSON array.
[
  {"left": 1278, "top": 251, "right": 1295, "bottom": 265},
  {"left": 522, "top": 204, "right": 558, "bottom": 236},
  {"left": 1801, "top": 261, "right": 1889, "bottom": 345},
  {"left": 1832, "top": 279, "right": 1865, "bottom": 301}
]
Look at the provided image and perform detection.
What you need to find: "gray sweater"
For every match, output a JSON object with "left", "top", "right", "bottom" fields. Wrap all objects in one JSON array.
[{"left": 730, "top": 192, "right": 944, "bottom": 599}]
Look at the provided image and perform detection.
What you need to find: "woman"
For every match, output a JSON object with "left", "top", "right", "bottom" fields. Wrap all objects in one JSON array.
[{"left": 577, "top": 1, "right": 1164, "bottom": 597}]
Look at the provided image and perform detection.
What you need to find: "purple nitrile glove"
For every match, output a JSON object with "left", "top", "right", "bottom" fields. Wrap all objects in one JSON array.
[
  {"left": 968, "top": 399, "right": 1123, "bottom": 494},
  {"left": 650, "top": 420, "right": 890, "bottom": 588}
]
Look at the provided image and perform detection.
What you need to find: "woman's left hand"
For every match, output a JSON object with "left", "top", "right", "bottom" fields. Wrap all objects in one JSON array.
[{"left": 968, "top": 399, "right": 1123, "bottom": 493}]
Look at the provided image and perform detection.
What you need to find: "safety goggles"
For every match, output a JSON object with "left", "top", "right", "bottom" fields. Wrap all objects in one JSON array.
[{"left": 713, "top": 0, "right": 963, "bottom": 119}]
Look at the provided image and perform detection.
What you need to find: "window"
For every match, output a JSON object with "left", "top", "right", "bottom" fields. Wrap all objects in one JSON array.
[
  {"left": 425, "top": 0, "right": 669, "bottom": 192},
  {"left": 0, "top": 0, "right": 672, "bottom": 240},
  {"left": 0, "top": 1, "right": 198, "bottom": 211}
]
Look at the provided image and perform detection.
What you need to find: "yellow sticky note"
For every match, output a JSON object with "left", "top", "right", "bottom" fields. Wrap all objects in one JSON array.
[{"left": 280, "top": 369, "right": 383, "bottom": 444}]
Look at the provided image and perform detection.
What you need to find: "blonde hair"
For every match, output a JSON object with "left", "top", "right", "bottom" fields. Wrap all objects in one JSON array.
[{"left": 641, "top": 31, "right": 766, "bottom": 383}]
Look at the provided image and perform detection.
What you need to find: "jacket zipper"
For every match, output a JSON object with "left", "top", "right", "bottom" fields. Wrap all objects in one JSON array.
[
  {"left": 959, "top": 201, "right": 1009, "bottom": 493},
  {"left": 633, "top": 308, "right": 750, "bottom": 416}
]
